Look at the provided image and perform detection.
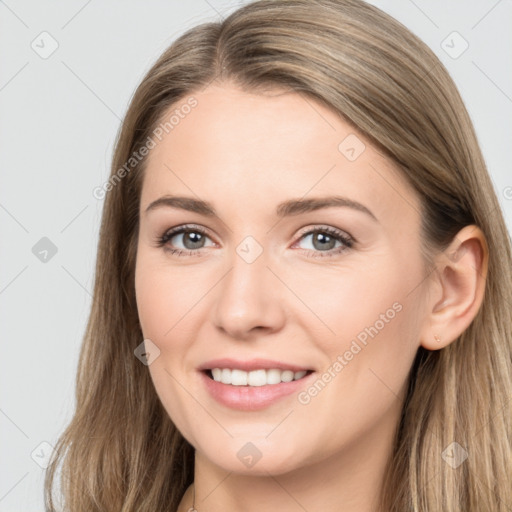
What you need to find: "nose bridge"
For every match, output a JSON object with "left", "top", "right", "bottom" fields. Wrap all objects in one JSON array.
[{"left": 213, "top": 236, "right": 285, "bottom": 338}]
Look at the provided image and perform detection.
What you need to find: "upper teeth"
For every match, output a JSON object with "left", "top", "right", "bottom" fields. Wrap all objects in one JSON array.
[{"left": 211, "top": 368, "right": 308, "bottom": 386}]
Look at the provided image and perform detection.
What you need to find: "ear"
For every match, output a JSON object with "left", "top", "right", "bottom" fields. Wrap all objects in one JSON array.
[{"left": 420, "top": 225, "right": 489, "bottom": 350}]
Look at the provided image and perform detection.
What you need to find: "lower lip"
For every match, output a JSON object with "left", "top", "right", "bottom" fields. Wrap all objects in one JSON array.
[{"left": 200, "top": 371, "right": 314, "bottom": 411}]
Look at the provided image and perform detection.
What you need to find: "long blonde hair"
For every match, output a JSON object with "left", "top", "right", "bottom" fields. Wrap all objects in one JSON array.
[{"left": 45, "top": 0, "right": 512, "bottom": 510}]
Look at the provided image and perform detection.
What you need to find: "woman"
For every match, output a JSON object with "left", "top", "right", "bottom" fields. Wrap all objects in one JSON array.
[{"left": 45, "top": 0, "right": 512, "bottom": 510}]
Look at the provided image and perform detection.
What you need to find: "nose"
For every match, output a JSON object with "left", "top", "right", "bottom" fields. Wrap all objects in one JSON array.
[{"left": 212, "top": 243, "right": 287, "bottom": 340}]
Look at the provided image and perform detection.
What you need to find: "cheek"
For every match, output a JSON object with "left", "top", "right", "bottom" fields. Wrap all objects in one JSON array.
[
  {"left": 135, "top": 271, "right": 167, "bottom": 340},
  {"left": 300, "top": 260, "right": 420, "bottom": 408},
  {"left": 306, "top": 245, "right": 424, "bottom": 359},
  {"left": 290, "top": 260, "right": 403, "bottom": 343},
  {"left": 134, "top": 260, "right": 198, "bottom": 408},
  {"left": 294, "top": 299, "right": 419, "bottom": 462},
  {"left": 135, "top": 254, "right": 185, "bottom": 341},
  {"left": 135, "top": 258, "right": 200, "bottom": 440}
]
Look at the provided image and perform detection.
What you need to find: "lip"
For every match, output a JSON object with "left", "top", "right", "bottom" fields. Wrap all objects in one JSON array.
[
  {"left": 198, "top": 358, "right": 313, "bottom": 373},
  {"left": 199, "top": 366, "right": 315, "bottom": 411}
]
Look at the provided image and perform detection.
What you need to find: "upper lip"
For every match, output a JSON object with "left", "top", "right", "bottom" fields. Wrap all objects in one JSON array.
[{"left": 198, "top": 358, "right": 313, "bottom": 373}]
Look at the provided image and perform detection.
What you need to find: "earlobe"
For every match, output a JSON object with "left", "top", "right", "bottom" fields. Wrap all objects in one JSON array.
[{"left": 420, "top": 225, "right": 489, "bottom": 351}]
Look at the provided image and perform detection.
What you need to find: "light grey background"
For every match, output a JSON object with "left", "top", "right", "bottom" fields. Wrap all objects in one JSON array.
[{"left": 1, "top": 0, "right": 511, "bottom": 510}]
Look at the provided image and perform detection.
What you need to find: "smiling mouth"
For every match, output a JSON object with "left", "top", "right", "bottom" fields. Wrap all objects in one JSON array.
[{"left": 204, "top": 368, "right": 314, "bottom": 386}]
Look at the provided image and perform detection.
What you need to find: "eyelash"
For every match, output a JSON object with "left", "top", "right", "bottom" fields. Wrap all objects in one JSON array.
[{"left": 154, "top": 224, "right": 354, "bottom": 258}]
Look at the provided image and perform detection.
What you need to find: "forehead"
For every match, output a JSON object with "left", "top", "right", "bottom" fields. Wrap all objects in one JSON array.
[{"left": 140, "top": 83, "right": 421, "bottom": 230}]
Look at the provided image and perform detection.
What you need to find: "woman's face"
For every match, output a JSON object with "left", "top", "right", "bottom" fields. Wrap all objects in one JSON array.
[{"left": 135, "top": 83, "right": 430, "bottom": 475}]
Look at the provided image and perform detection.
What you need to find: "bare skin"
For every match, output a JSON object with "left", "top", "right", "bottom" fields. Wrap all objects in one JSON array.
[{"left": 134, "top": 82, "right": 488, "bottom": 512}]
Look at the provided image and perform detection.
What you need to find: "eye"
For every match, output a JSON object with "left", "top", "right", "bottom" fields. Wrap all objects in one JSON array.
[
  {"left": 154, "top": 224, "right": 354, "bottom": 258},
  {"left": 293, "top": 226, "right": 354, "bottom": 258},
  {"left": 155, "top": 224, "right": 215, "bottom": 256}
]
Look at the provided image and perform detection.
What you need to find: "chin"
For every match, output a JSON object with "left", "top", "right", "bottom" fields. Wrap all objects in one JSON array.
[{"left": 195, "top": 435, "right": 315, "bottom": 476}]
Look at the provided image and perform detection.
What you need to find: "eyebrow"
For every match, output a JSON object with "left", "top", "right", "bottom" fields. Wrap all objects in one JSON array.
[{"left": 144, "top": 194, "right": 378, "bottom": 222}]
